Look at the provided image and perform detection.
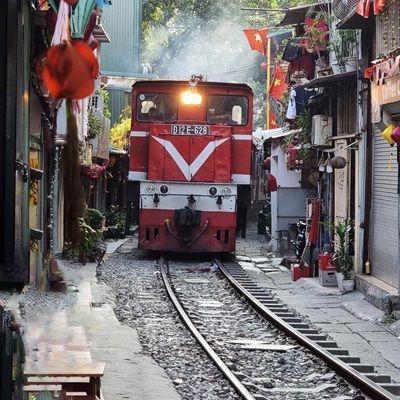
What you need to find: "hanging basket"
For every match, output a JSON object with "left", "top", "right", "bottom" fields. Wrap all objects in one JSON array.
[
  {"left": 285, "top": 145, "right": 317, "bottom": 170},
  {"left": 80, "top": 163, "right": 106, "bottom": 180},
  {"left": 331, "top": 156, "right": 347, "bottom": 169}
]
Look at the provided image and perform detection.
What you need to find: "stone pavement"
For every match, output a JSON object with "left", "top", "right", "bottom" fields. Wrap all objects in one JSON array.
[
  {"left": 62, "top": 237, "right": 181, "bottom": 400},
  {"left": 236, "top": 224, "right": 400, "bottom": 384},
  {"left": 21, "top": 225, "right": 400, "bottom": 399}
]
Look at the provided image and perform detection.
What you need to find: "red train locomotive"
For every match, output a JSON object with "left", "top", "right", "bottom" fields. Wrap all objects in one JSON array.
[{"left": 129, "top": 76, "right": 253, "bottom": 252}]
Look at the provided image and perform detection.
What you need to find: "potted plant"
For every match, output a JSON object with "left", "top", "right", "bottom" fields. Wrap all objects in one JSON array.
[
  {"left": 339, "top": 29, "right": 358, "bottom": 72},
  {"left": 326, "top": 220, "right": 354, "bottom": 292}
]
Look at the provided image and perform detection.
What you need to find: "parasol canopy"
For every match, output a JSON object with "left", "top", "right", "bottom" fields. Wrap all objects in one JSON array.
[{"left": 71, "top": 0, "right": 97, "bottom": 39}]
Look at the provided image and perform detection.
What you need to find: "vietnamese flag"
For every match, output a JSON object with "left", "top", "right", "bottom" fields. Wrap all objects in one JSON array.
[
  {"left": 269, "top": 64, "right": 288, "bottom": 100},
  {"left": 243, "top": 28, "right": 268, "bottom": 55},
  {"left": 270, "top": 112, "right": 280, "bottom": 128}
]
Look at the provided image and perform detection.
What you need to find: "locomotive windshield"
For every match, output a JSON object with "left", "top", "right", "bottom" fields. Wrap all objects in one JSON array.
[
  {"left": 137, "top": 93, "right": 178, "bottom": 122},
  {"left": 207, "top": 95, "right": 248, "bottom": 125},
  {"left": 136, "top": 92, "right": 249, "bottom": 126}
]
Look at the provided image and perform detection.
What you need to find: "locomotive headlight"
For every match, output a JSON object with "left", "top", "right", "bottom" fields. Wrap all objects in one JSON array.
[
  {"left": 160, "top": 185, "right": 169, "bottom": 194},
  {"left": 182, "top": 91, "right": 202, "bottom": 105},
  {"left": 208, "top": 186, "right": 217, "bottom": 196},
  {"left": 221, "top": 187, "right": 232, "bottom": 196},
  {"left": 145, "top": 184, "right": 156, "bottom": 194}
]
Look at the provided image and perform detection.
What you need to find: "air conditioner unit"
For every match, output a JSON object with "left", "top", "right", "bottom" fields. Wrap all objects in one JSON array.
[
  {"left": 311, "top": 115, "right": 332, "bottom": 146},
  {"left": 91, "top": 94, "right": 104, "bottom": 113}
]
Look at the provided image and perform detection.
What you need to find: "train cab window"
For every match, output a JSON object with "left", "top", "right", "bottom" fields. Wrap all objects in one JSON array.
[
  {"left": 137, "top": 93, "right": 178, "bottom": 122},
  {"left": 207, "top": 95, "right": 248, "bottom": 125}
]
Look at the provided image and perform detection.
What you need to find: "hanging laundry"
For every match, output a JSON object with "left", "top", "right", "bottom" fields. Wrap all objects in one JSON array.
[
  {"left": 286, "top": 88, "right": 297, "bottom": 120},
  {"left": 282, "top": 39, "right": 302, "bottom": 62},
  {"left": 294, "top": 87, "right": 317, "bottom": 115},
  {"left": 287, "top": 53, "right": 316, "bottom": 82}
]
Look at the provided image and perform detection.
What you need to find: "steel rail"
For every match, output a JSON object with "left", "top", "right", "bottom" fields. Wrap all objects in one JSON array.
[
  {"left": 159, "top": 258, "right": 256, "bottom": 400},
  {"left": 215, "top": 259, "right": 398, "bottom": 400}
]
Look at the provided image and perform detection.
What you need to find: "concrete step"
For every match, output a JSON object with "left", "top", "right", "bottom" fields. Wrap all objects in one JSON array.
[
  {"left": 298, "top": 328, "right": 319, "bottom": 335},
  {"left": 326, "top": 348, "right": 349, "bottom": 356},
  {"left": 316, "top": 341, "right": 338, "bottom": 348},
  {"left": 274, "top": 312, "right": 295, "bottom": 318},
  {"left": 305, "top": 334, "right": 327, "bottom": 341},
  {"left": 260, "top": 303, "right": 283, "bottom": 308},
  {"left": 364, "top": 374, "right": 391, "bottom": 383},
  {"left": 349, "top": 364, "right": 375, "bottom": 373},
  {"left": 281, "top": 317, "right": 303, "bottom": 323},
  {"left": 338, "top": 356, "right": 361, "bottom": 363},
  {"left": 380, "top": 383, "right": 400, "bottom": 395},
  {"left": 258, "top": 299, "right": 279, "bottom": 304},
  {"left": 289, "top": 323, "right": 310, "bottom": 329},
  {"left": 266, "top": 307, "right": 289, "bottom": 313}
]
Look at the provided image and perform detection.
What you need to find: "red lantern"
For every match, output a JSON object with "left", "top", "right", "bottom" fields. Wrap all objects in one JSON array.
[
  {"left": 263, "top": 156, "right": 271, "bottom": 169},
  {"left": 81, "top": 164, "right": 106, "bottom": 180},
  {"left": 42, "top": 40, "right": 99, "bottom": 99},
  {"left": 391, "top": 126, "right": 400, "bottom": 145},
  {"left": 267, "top": 174, "right": 278, "bottom": 192}
]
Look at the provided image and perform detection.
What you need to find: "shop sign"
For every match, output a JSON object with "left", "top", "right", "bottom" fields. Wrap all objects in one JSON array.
[
  {"left": 372, "top": 74, "right": 400, "bottom": 105},
  {"left": 334, "top": 139, "right": 349, "bottom": 227}
]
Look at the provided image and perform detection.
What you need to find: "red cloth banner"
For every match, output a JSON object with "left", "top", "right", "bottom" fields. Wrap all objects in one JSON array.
[
  {"left": 243, "top": 28, "right": 268, "bottom": 55},
  {"left": 356, "top": 0, "right": 385, "bottom": 17},
  {"left": 308, "top": 200, "right": 321, "bottom": 245},
  {"left": 269, "top": 64, "right": 288, "bottom": 100},
  {"left": 269, "top": 112, "right": 280, "bottom": 128}
]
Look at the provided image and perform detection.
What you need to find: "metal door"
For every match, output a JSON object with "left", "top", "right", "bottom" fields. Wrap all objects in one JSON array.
[{"left": 371, "top": 130, "right": 399, "bottom": 288}]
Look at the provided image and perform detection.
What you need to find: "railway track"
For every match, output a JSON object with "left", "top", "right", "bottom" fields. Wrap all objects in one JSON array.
[{"left": 160, "top": 257, "right": 400, "bottom": 400}]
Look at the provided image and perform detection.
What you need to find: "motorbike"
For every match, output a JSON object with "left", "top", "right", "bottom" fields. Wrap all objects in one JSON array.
[{"left": 291, "top": 219, "right": 307, "bottom": 259}]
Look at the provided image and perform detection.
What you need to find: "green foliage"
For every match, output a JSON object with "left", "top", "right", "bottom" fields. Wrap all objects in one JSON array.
[
  {"left": 381, "top": 312, "right": 395, "bottom": 324},
  {"left": 105, "top": 205, "right": 126, "bottom": 240},
  {"left": 297, "top": 109, "right": 312, "bottom": 140},
  {"left": 99, "top": 89, "right": 111, "bottom": 119},
  {"left": 63, "top": 218, "right": 104, "bottom": 263},
  {"left": 78, "top": 218, "right": 100, "bottom": 255},
  {"left": 86, "top": 208, "right": 104, "bottom": 230},
  {"left": 142, "top": 0, "right": 317, "bottom": 130},
  {"left": 110, "top": 106, "right": 131, "bottom": 150},
  {"left": 87, "top": 112, "right": 102, "bottom": 140},
  {"left": 323, "top": 220, "right": 354, "bottom": 279}
]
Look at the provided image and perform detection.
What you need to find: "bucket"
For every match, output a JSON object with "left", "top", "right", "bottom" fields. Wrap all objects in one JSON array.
[{"left": 344, "top": 56, "right": 357, "bottom": 72}]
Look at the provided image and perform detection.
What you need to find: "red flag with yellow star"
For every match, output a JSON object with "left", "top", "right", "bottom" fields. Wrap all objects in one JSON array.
[
  {"left": 269, "top": 64, "right": 287, "bottom": 100},
  {"left": 269, "top": 112, "right": 280, "bottom": 128},
  {"left": 243, "top": 28, "right": 268, "bottom": 55}
]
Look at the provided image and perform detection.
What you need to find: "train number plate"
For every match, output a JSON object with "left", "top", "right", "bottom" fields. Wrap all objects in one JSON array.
[{"left": 171, "top": 125, "right": 210, "bottom": 135}]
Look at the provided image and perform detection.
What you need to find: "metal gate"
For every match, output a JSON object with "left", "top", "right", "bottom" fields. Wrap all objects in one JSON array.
[{"left": 370, "top": 130, "right": 399, "bottom": 288}]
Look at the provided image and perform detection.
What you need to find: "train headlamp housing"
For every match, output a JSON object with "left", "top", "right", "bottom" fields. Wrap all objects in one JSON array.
[
  {"left": 221, "top": 187, "right": 232, "bottom": 196},
  {"left": 160, "top": 185, "right": 169, "bottom": 194},
  {"left": 208, "top": 186, "right": 218, "bottom": 196},
  {"left": 182, "top": 91, "right": 202, "bottom": 105},
  {"left": 145, "top": 184, "right": 156, "bottom": 194}
]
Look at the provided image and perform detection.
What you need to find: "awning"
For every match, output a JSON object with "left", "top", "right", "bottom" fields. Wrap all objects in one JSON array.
[
  {"left": 303, "top": 71, "right": 357, "bottom": 89},
  {"left": 93, "top": 24, "right": 111, "bottom": 43},
  {"left": 278, "top": 3, "right": 330, "bottom": 26},
  {"left": 252, "top": 128, "right": 300, "bottom": 147},
  {"left": 336, "top": 7, "right": 375, "bottom": 29}
]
